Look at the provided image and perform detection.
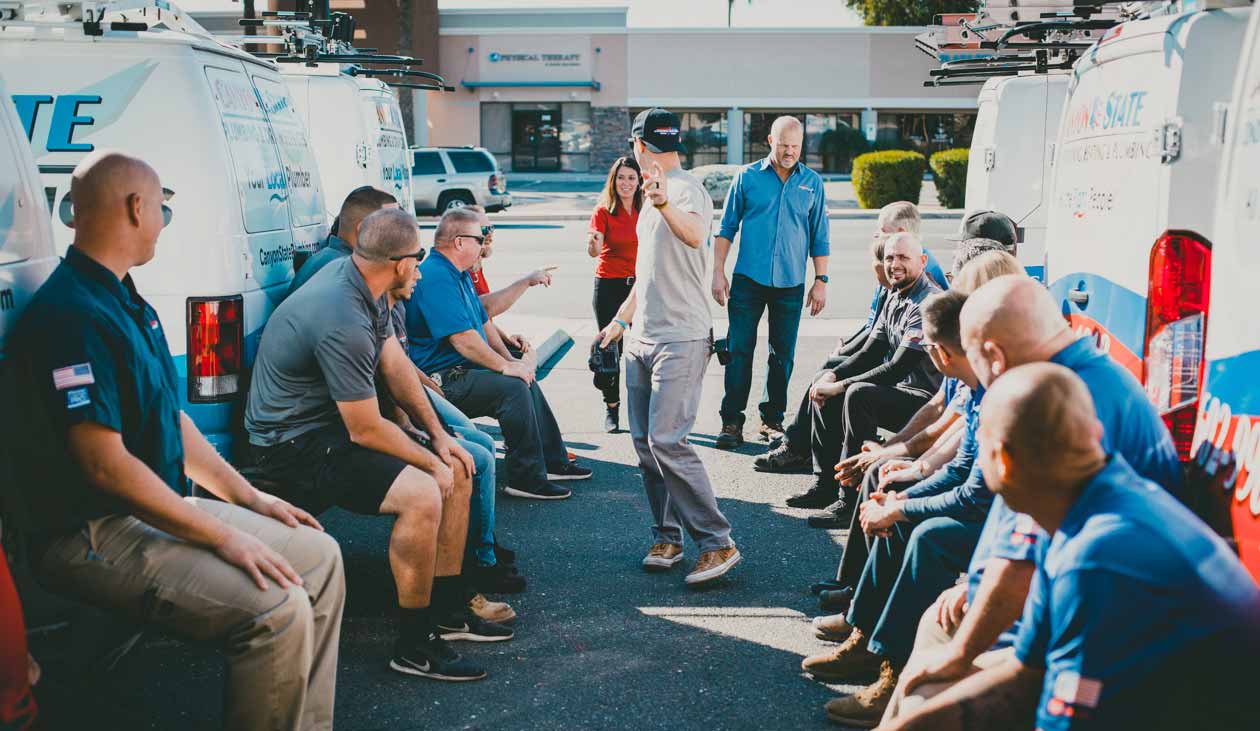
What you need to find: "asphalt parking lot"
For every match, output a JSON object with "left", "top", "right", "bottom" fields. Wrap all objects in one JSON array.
[{"left": 28, "top": 216, "right": 962, "bottom": 730}]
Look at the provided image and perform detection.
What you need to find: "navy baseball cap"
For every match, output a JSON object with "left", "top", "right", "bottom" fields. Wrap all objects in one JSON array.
[
  {"left": 946, "top": 210, "right": 1019, "bottom": 248},
  {"left": 631, "top": 108, "right": 686, "bottom": 154}
]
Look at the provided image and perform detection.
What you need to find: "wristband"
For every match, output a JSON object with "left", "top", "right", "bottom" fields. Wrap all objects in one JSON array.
[
  {"left": 653, "top": 200, "right": 668, "bottom": 210},
  {"left": 614, "top": 318, "right": 629, "bottom": 330}
]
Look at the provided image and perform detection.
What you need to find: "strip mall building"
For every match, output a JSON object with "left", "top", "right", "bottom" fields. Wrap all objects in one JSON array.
[{"left": 424, "top": 3, "right": 977, "bottom": 175}]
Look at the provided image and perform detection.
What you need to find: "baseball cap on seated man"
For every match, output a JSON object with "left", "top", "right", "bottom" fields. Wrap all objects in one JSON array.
[
  {"left": 631, "top": 108, "right": 687, "bottom": 154},
  {"left": 947, "top": 209, "right": 1019, "bottom": 250}
]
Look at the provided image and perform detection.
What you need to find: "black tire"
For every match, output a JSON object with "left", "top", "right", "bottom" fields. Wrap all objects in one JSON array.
[{"left": 438, "top": 191, "right": 475, "bottom": 212}]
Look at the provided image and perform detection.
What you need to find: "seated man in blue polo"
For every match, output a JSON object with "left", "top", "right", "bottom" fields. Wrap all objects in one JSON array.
[
  {"left": 883, "top": 363, "right": 1260, "bottom": 731},
  {"left": 406, "top": 207, "right": 589, "bottom": 500}
]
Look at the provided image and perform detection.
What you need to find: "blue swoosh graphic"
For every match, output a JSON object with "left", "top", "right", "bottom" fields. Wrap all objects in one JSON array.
[{"left": 268, "top": 193, "right": 289, "bottom": 204}]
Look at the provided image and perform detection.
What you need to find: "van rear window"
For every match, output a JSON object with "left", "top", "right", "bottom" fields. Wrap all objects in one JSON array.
[
  {"left": 447, "top": 150, "right": 495, "bottom": 174},
  {"left": 205, "top": 66, "right": 290, "bottom": 234},
  {"left": 413, "top": 151, "right": 445, "bottom": 175}
]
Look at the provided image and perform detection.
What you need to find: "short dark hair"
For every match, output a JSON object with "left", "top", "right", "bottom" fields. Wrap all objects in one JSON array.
[
  {"left": 922, "top": 290, "right": 968, "bottom": 352},
  {"left": 338, "top": 186, "right": 397, "bottom": 237}
]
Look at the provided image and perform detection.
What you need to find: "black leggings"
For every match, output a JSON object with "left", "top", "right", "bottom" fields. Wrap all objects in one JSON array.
[{"left": 592, "top": 276, "right": 635, "bottom": 404}]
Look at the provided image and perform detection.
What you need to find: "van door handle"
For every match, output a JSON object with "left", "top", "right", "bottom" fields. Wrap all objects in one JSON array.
[
  {"left": 436, "top": 178, "right": 446, "bottom": 183},
  {"left": 1067, "top": 290, "right": 1090, "bottom": 306}
]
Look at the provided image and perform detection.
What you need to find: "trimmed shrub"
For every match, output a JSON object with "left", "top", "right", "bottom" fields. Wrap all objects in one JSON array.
[
  {"left": 930, "top": 148, "right": 969, "bottom": 209},
  {"left": 851, "top": 150, "right": 926, "bottom": 209}
]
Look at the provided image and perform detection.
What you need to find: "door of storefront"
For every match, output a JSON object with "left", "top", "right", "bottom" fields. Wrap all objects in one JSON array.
[{"left": 511, "top": 107, "right": 562, "bottom": 172}]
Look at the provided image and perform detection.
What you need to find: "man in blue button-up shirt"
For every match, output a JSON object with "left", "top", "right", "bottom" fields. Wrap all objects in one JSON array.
[{"left": 712, "top": 116, "right": 830, "bottom": 448}]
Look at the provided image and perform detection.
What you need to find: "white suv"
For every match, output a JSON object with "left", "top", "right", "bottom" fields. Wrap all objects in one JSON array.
[{"left": 411, "top": 146, "right": 512, "bottom": 214}]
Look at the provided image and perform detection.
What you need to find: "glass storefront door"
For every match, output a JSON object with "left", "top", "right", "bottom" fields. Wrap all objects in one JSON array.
[{"left": 511, "top": 106, "right": 562, "bottom": 172}]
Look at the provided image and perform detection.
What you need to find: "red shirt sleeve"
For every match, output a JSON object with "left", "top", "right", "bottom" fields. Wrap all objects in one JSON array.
[
  {"left": 469, "top": 268, "right": 490, "bottom": 296},
  {"left": 589, "top": 206, "right": 608, "bottom": 233}
]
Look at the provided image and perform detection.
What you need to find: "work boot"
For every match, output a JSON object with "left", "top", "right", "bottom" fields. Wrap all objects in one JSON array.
[
  {"left": 812, "top": 612, "right": 855, "bottom": 642},
  {"left": 757, "top": 419, "right": 785, "bottom": 443},
  {"left": 807, "top": 497, "right": 853, "bottom": 529},
  {"left": 786, "top": 479, "right": 839, "bottom": 509},
  {"left": 819, "top": 587, "right": 855, "bottom": 614},
  {"left": 754, "top": 444, "right": 812, "bottom": 474},
  {"left": 604, "top": 403, "right": 619, "bottom": 433},
  {"left": 824, "top": 661, "right": 899, "bottom": 728},
  {"left": 685, "top": 545, "right": 742, "bottom": 586},
  {"left": 801, "top": 630, "right": 883, "bottom": 682},
  {"left": 715, "top": 422, "right": 744, "bottom": 450}
]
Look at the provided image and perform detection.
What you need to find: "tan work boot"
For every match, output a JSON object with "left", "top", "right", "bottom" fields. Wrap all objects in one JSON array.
[
  {"left": 812, "top": 612, "right": 854, "bottom": 642},
  {"left": 824, "top": 660, "right": 899, "bottom": 727},
  {"left": 801, "top": 630, "right": 883, "bottom": 682},
  {"left": 642, "top": 543, "right": 685, "bottom": 571},
  {"left": 685, "top": 545, "right": 742, "bottom": 586},
  {"left": 468, "top": 593, "right": 516, "bottom": 624}
]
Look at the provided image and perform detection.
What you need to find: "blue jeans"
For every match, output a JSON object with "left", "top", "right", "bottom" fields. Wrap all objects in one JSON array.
[
  {"left": 429, "top": 387, "right": 498, "bottom": 567},
  {"left": 847, "top": 517, "right": 983, "bottom": 667},
  {"left": 720, "top": 274, "right": 805, "bottom": 426}
]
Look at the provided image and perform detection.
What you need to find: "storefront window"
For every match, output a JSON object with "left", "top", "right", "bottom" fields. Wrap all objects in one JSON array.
[
  {"left": 744, "top": 112, "right": 864, "bottom": 173},
  {"left": 480, "top": 103, "right": 511, "bottom": 170},
  {"left": 679, "top": 112, "right": 727, "bottom": 169},
  {"left": 560, "top": 102, "right": 592, "bottom": 173},
  {"left": 875, "top": 112, "right": 977, "bottom": 155}
]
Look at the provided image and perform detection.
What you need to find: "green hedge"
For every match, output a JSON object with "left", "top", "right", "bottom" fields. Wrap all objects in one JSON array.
[
  {"left": 851, "top": 150, "right": 927, "bottom": 209},
  {"left": 930, "top": 148, "right": 969, "bottom": 210}
]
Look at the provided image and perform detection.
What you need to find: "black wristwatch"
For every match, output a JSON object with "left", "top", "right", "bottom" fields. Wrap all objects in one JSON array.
[{"left": 815, "top": 275, "right": 829, "bottom": 284}]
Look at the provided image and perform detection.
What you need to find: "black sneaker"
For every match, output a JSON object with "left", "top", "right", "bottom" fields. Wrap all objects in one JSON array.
[
  {"left": 806, "top": 498, "right": 853, "bottom": 529},
  {"left": 754, "top": 444, "right": 813, "bottom": 474},
  {"left": 819, "top": 587, "right": 855, "bottom": 613},
  {"left": 494, "top": 542, "right": 517, "bottom": 566},
  {"left": 604, "top": 404, "right": 619, "bottom": 433},
  {"left": 436, "top": 611, "right": 515, "bottom": 643},
  {"left": 504, "top": 482, "right": 572, "bottom": 500},
  {"left": 466, "top": 562, "right": 527, "bottom": 594},
  {"left": 715, "top": 422, "right": 743, "bottom": 450},
  {"left": 390, "top": 633, "right": 487, "bottom": 681},
  {"left": 811, "top": 579, "right": 846, "bottom": 595},
  {"left": 548, "top": 462, "right": 592, "bottom": 481},
  {"left": 785, "top": 480, "right": 839, "bottom": 509}
]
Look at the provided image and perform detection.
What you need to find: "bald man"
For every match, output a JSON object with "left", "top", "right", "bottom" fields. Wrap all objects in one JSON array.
[
  {"left": 10, "top": 150, "right": 345, "bottom": 729},
  {"left": 884, "top": 364, "right": 1259, "bottom": 731},
  {"left": 782, "top": 232, "right": 943, "bottom": 515},
  {"left": 713, "top": 115, "right": 831, "bottom": 448},
  {"left": 881, "top": 275, "right": 1184, "bottom": 725}
]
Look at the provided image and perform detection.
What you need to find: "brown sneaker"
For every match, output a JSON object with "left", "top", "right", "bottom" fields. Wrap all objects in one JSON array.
[
  {"left": 800, "top": 630, "right": 883, "bottom": 682},
  {"left": 642, "top": 542, "right": 685, "bottom": 571},
  {"left": 812, "top": 612, "right": 854, "bottom": 642},
  {"left": 468, "top": 593, "right": 516, "bottom": 624},
  {"left": 685, "top": 545, "right": 742, "bottom": 586},
  {"left": 824, "top": 660, "right": 899, "bottom": 727},
  {"left": 715, "top": 423, "right": 744, "bottom": 450}
]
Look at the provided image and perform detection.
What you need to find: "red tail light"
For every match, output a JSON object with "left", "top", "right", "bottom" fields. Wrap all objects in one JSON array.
[
  {"left": 1143, "top": 231, "right": 1211, "bottom": 460},
  {"left": 187, "top": 296, "right": 243, "bottom": 402}
]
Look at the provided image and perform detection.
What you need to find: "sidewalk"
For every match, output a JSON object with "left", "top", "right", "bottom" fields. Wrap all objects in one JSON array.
[{"left": 492, "top": 175, "right": 959, "bottom": 222}]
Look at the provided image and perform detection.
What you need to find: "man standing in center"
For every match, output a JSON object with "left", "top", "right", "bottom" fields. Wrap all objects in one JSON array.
[
  {"left": 712, "top": 115, "right": 830, "bottom": 449},
  {"left": 599, "top": 108, "right": 741, "bottom": 587}
]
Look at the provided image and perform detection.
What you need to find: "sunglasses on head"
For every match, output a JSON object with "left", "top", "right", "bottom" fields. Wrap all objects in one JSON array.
[{"left": 390, "top": 247, "right": 427, "bottom": 263}]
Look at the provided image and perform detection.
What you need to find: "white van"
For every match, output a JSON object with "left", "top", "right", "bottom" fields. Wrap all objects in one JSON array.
[
  {"left": 1192, "top": 2, "right": 1260, "bottom": 581},
  {"left": 0, "top": 0, "right": 328, "bottom": 457},
  {"left": 965, "top": 73, "right": 1070, "bottom": 279},
  {"left": 283, "top": 65, "right": 415, "bottom": 217},
  {"left": 1043, "top": 5, "right": 1251, "bottom": 459}
]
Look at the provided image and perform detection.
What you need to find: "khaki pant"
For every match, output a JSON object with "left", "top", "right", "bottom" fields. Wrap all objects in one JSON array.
[
  {"left": 880, "top": 604, "right": 1013, "bottom": 725},
  {"left": 39, "top": 498, "right": 345, "bottom": 731}
]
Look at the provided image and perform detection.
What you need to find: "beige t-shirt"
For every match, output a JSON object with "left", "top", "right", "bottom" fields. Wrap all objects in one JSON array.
[{"left": 632, "top": 168, "right": 715, "bottom": 344}]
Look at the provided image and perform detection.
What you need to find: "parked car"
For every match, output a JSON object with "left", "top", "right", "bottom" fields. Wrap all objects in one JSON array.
[{"left": 411, "top": 146, "right": 512, "bottom": 214}]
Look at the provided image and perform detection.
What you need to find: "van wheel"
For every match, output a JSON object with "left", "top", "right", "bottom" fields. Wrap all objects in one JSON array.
[{"left": 439, "top": 192, "right": 475, "bottom": 211}]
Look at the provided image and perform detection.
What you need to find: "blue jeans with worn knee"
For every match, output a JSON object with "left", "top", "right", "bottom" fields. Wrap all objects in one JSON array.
[
  {"left": 429, "top": 387, "right": 498, "bottom": 567},
  {"left": 847, "top": 517, "right": 983, "bottom": 667},
  {"left": 720, "top": 274, "right": 805, "bottom": 427}
]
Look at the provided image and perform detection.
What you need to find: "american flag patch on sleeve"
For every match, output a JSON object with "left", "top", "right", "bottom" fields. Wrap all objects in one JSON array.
[
  {"left": 1048, "top": 671, "right": 1103, "bottom": 716},
  {"left": 52, "top": 363, "right": 95, "bottom": 391}
]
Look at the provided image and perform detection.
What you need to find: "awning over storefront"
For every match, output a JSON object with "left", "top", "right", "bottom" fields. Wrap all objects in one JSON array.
[{"left": 461, "top": 80, "right": 602, "bottom": 90}]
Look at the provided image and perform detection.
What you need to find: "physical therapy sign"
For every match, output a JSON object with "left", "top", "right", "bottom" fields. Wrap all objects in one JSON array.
[{"left": 480, "top": 37, "right": 591, "bottom": 83}]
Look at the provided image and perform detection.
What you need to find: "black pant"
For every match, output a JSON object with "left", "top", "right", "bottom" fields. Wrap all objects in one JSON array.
[
  {"left": 811, "top": 383, "right": 928, "bottom": 493},
  {"left": 781, "top": 355, "right": 846, "bottom": 455},
  {"left": 439, "top": 366, "right": 569, "bottom": 489},
  {"left": 592, "top": 276, "right": 635, "bottom": 404},
  {"left": 834, "top": 456, "right": 897, "bottom": 584}
]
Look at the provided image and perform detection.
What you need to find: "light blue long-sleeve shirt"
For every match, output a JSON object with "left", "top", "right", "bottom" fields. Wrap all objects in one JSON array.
[{"left": 717, "top": 157, "right": 830, "bottom": 288}]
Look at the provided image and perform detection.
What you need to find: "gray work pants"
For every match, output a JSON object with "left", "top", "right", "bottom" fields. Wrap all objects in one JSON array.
[
  {"left": 39, "top": 498, "right": 345, "bottom": 731},
  {"left": 625, "top": 337, "right": 733, "bottom": 553}
]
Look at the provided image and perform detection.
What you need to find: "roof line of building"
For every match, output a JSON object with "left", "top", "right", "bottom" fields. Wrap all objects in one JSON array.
[{"left": 440, "top": 25, "right": 929, "bottom": 36}]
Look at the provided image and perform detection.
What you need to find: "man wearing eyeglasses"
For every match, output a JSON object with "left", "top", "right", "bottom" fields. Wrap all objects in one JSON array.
[
  {"left": 465, "top": 205, "right": 556, "bottom": 353},
  {"left": 406, "top": 207, "right": 588, "bottom": 502}
]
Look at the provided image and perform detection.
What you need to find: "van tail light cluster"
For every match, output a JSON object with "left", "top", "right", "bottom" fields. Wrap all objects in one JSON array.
[
  {"left": 1142, "top": 231, "right": 1211, "bottom": 460},
  {"left": 187, "top": 296, "right": 243, "bottom": 402}
]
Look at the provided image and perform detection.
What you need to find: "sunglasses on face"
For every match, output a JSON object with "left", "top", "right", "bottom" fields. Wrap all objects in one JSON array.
[
  {"left": 160, "top": 187, "right": 176, "bottom": 227},
  {"left": 456, "top": 233, "right": 487, "bottom": 247},
  {"left": 481, "top": 225, "right": 495, "bottom": 237},
  {"left": 390, "top": 247, "right": 427, "bottom": 263}
]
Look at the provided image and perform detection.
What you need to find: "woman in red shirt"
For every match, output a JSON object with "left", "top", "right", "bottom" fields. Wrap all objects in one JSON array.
[{"left": 588, "top": 156, "right": 642, "bottom": 433}]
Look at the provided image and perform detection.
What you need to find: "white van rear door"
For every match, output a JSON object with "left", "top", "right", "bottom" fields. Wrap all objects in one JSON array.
[
  {"left": 362, "top": 88, "right": 414, "bottom": 214},
  {"left": 250, "top": 73, "right": 326, "bottom": 230}
]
